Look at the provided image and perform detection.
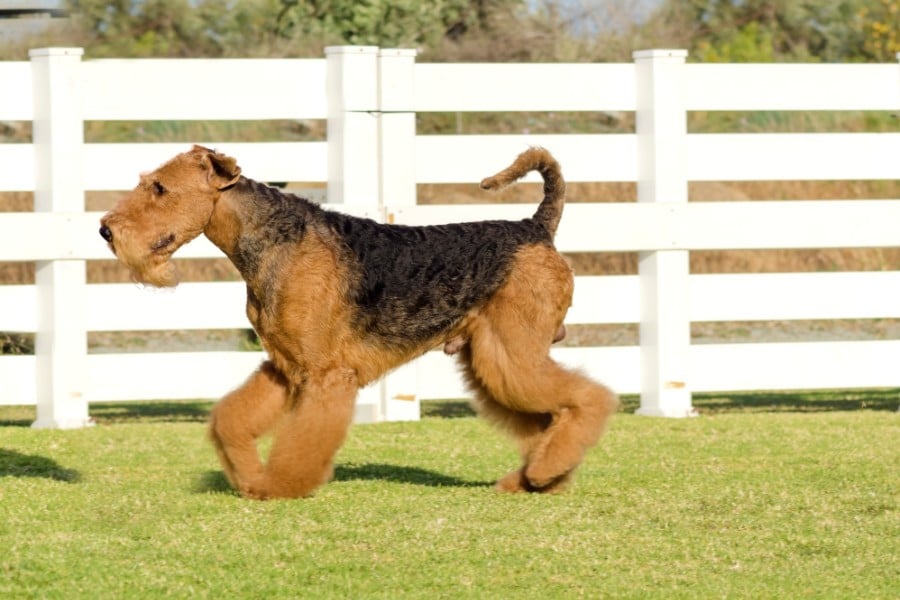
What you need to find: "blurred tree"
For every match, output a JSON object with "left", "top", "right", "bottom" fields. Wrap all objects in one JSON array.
[
  {"left": 648, "top": 0, "right": 900, "bottom": 62},
  {"left": 67, "top": 0, "right": 287, "bottom": 57},
  {"left": 64, "top": 0, "right": 525, "bottom": 58},
  {"left": 54, "top": 0, "right": 900, "bottom": 61},
  {"left": 275, "top": 0, "right": 525, "bottom": 49},
  {"left": 857, "top": 0, "right": 900, "bottom": 60}
]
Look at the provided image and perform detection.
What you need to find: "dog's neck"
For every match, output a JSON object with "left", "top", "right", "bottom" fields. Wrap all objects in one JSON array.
[
  {"left": 203, "top": 182, "right": 244, "bottom": 260},
  {"left": 204, "top": 176, "right": 318, "bottom": 283}
]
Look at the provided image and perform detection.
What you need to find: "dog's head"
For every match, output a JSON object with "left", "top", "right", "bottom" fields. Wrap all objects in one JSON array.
[{"left": 99, "top": 145, "right": 240, "bottom": 287}]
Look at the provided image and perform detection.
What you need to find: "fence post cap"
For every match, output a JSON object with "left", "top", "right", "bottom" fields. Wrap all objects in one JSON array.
[
  {"left": 633, "top": 49, "right": 688, "bottom": 60},
  {"left": 28, "top": 47, "right": 84, "bottom": 58},
  {"left": 325, "top": 46, "right": 379, "bottom": 56},
  {"left": 378, "top": 48, "right": 418, "bottom": 58}
]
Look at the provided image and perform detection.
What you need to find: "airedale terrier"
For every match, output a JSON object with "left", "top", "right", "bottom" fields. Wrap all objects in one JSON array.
[{"left": 99, "top": 145, "right": 619, "bottom": 499}]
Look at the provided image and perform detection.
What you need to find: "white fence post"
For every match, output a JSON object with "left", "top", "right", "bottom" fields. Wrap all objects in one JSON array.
[
  {"left": 377, "top": 48, "right": 421, "bottom": 421},
  {"left": 325, "top": 46, "right": 380, "bottom": 206},
  {"left": 29, "top": 48, "right": 92, "bottom": 429},
  {"left": 378, "top": 48, "right": 417, "bottom": 208},
  {"left": 325, "top": 46, "right": 382, "bottom": 423},
  {"left": 633, "top": 49, "right": 695, "bottom": 418}
]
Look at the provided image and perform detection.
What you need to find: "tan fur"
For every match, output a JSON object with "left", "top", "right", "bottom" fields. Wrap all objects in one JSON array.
[
  {"left": 99, "top": 146, "right": 618, "bottom": 499},
  {"left": 456, "top": 246, "right": 618, "bottom": 491}
]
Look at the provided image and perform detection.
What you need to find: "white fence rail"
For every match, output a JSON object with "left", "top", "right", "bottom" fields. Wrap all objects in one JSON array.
[{"left": 1, "top": 47, "right": 898, "bottom": 428}]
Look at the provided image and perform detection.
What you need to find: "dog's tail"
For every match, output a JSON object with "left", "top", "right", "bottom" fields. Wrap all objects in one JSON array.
[{"left": 479, "top": 147, "right": 566, "bottom": 236}]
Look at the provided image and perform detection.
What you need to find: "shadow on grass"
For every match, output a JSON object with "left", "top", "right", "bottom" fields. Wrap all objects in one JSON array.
[
  {"left": 0, "top": 448, "right": 81, "bottom": 482},
  {"left": 421, "top": 400, "right": 476, "bottom": 419},
  {"left": 6, "top": 388, "right": 894, "bottom": 430},
  {"left": 89, "top": 400, "right": 214, "bottom": 424},
  {"left": 194, "top": 470, "right": 238, "bottom": 496},
  {"left": 618, "top": 388, "right": 900, "bottom": 414},
  {"left": 194, "top": 464, "right": 491, "bottom": 495},
  {"left": 334, "top": 463, "right": 492, "bottom": 488},
  {"left": 693, "top": 388, "right": 900, "bottom": 414}
]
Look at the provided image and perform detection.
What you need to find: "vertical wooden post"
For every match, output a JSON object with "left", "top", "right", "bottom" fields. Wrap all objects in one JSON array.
[
  {"left": 325, "top": 46, "right": 380, "bottom": 207},
  {"left": 633, "top": 49, "right": 695, "bottom": 418},
  {"left": 377, "top": 48, "right": 417, "bottom": 208},
  {"left": 377, "top": 48, "right": 420, "bottom": 421},
  {"left": 30, "top": 48, "right": 91, "bottom": 429},
  {"left": 325, "top": 46, "right": 381, "bottom": 423}
]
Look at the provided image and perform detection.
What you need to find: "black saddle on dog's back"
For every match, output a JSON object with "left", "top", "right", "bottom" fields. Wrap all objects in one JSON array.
[{"left": 323, "top": 210, "right": 553, "bottom": 346}]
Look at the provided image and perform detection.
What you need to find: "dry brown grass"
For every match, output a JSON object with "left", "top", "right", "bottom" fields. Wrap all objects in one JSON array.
[
  {"left": 419, "top": 180, "right": 900, "bottom": 276},
  {"left": 1, "top": 178, "right": 897, "bottom": 285}
]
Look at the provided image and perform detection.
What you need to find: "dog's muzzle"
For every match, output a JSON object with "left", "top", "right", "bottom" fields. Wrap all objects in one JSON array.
[{"left": 99, "top": 225, "right": 113, "bottom": 242}]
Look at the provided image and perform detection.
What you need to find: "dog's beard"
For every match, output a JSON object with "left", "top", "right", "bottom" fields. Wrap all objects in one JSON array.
[
  {"left": 105, "top": 226, "right": 184, "bottom": 288},
  {"left": 132, "top": 258, "right": 178, "bottom": 288},
  {"left": 114, "top": 245, "right": 179, "bottom": 288}
]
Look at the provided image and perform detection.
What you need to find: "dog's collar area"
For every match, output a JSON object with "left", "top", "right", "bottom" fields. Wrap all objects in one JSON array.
[{"left": 217, "top": 177, "right": 243, "bottom": 192}]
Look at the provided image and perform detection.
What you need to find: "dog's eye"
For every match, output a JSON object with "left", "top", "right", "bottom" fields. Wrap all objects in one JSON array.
[{"left": 152, "top": 181, "right": 166, "bottom": 195}]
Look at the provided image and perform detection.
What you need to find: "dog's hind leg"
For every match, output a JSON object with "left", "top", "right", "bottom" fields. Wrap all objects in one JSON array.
[
  {"left": 462, "top": 336, "right": 616, "bottom": 491},
  {"left": 468, "top": 326, "right": 618, "bottom": 491},
  {"left": 464, "top": 248, "right": 619, "bottom": 491},
  {"left": 208, "top": 361, "right": 290, "bottom": 492},
  {"left": 241, "top": 367, "right": 358, "bottom": 500},
  {"left": 456, "top": 345, "right": 552, "bottom": 491},
  {"left": 519, "top": 370, "right": 618, "bottom": 490}
]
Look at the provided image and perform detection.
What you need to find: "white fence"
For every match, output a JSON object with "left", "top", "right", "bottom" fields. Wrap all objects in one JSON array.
[{"left": 1, "top": 47, "right": 898, "bottom": 428}]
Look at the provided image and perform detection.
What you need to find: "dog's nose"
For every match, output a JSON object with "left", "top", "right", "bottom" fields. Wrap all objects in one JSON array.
[{"left": 99, "top": 225, "right": 113, "bottom": 242}]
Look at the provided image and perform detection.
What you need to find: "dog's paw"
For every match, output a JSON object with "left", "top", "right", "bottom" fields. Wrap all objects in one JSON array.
[
  {"left": 523, "top": 463, "right": 558, "bottom": 490},
  {"left": 495, "top": 467, "right": 573, "bottom": 494},
  {"left": 523, "top": 466, "right": 574, "bottom": 494},
  {"left": 495, "top": 468, "right": 528, "bottom": 493},
  {"left": 239, "top": 476, "right": 271, "bottom": 501}
]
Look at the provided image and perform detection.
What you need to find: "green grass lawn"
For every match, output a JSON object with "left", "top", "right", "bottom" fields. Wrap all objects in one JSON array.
[{"left": 1, "top": 394, "right": 898, "bottom": 599}]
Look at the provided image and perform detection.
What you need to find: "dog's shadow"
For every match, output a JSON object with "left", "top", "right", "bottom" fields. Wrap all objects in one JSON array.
[
  {"left": 0, "top": 448, "right": 81, "bottom": 483},
  {"left": 333, "top": 463, "right": 492, "bottom": 488},
  {"left": 195, "top": 470, "right": 237, "bottom": 495},
  {"left": 195, "top": 462, "right": 492, "bottom": 495}
]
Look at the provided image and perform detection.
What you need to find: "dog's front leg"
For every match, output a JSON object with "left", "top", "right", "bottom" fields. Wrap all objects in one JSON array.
[
  {"left": 208, "top": 361, "right": 290, "bottom": 493},
  {"left": 241, "top": 367, "right": 358, "bottom": 500}
]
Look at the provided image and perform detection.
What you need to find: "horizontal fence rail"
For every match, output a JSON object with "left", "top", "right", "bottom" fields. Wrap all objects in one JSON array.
[
  {"left": 3, "top": 270, "right": 899, "bottom": 333},
  {"left": 1, "top": 46, "right": 898, "bottom": 428},
  {"left": 2, "top": 199, "right": 898, "bottom": 262},
  {"left": 0, "top": 142, "right": 330, "bottom": 192}
]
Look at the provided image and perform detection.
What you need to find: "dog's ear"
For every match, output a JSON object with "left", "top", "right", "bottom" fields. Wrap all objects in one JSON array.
[{"left": 198, "top": 147, "right": 241, "bottom": 190}]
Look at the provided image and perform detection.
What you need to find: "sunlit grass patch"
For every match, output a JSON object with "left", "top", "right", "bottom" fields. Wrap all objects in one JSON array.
[{"left": 1, "top": 396, "right": 897, "bottom": 597}]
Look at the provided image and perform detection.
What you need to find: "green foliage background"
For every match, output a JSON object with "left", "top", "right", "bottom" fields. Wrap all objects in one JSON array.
[{"left": 6, "top": 0, "right": 896, "bottom": 62}]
